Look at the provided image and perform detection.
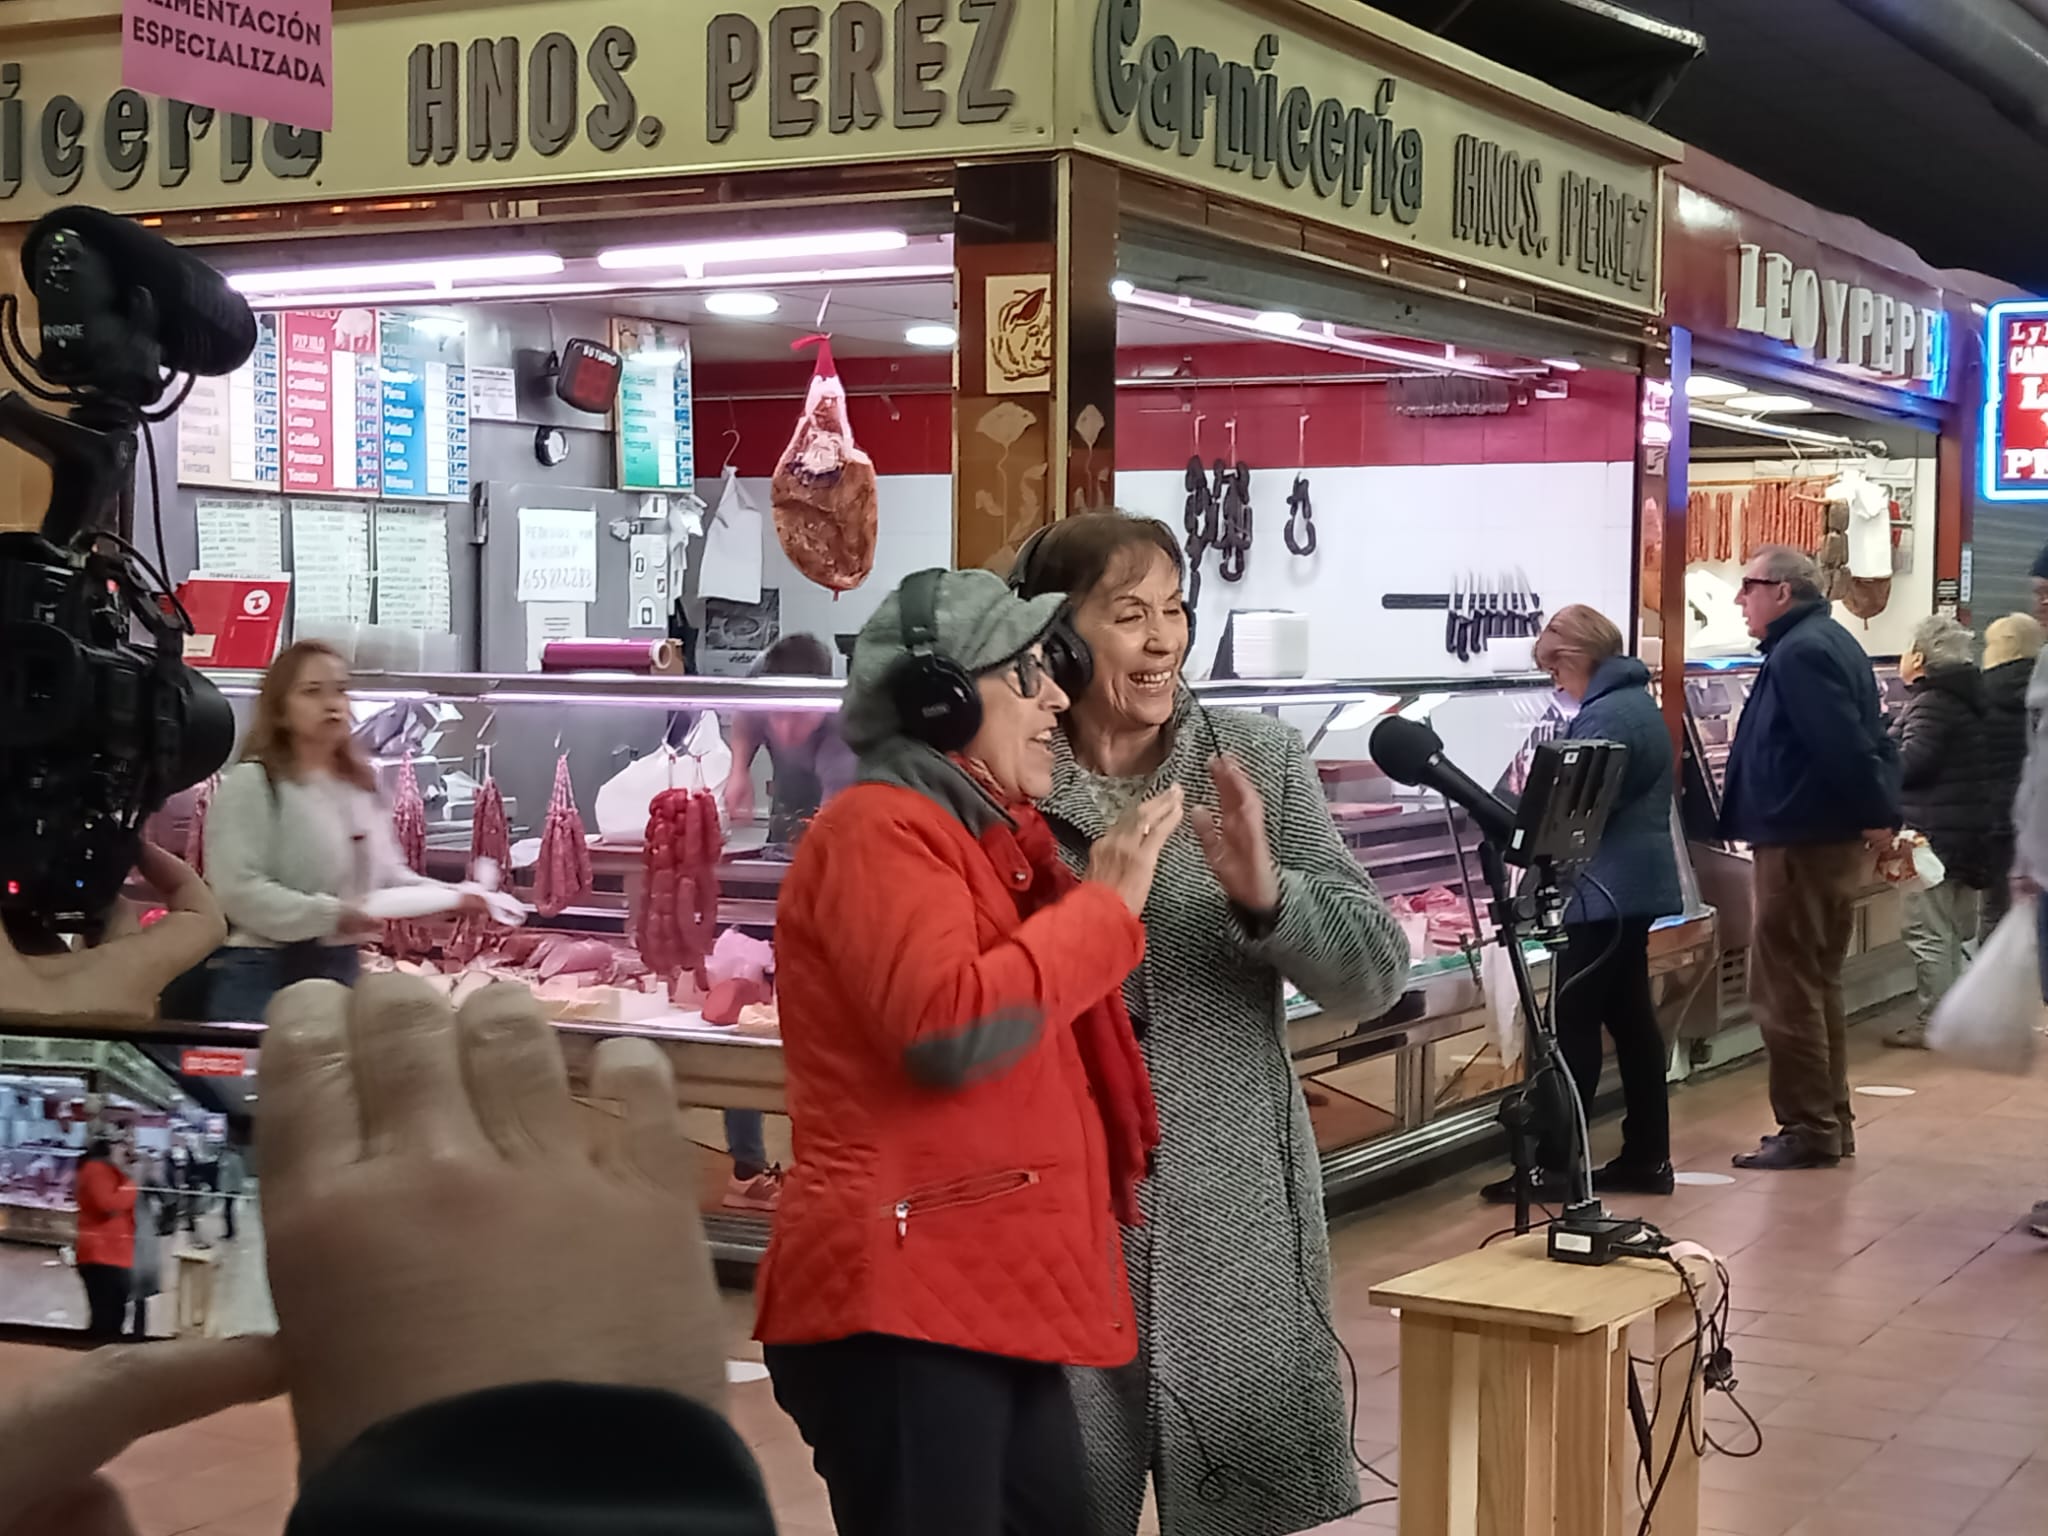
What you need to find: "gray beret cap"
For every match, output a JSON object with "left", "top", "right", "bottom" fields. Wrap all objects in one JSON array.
[{"left": 840, "top": 569, "right": 1066, "bottom": 751}]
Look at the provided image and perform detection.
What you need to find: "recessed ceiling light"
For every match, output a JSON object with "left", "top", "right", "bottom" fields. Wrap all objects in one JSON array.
[
  {"left": 705, "top": 291, "right": 780, "bottom": 318},
  {"left": 905, "top": 324, "right": 958, "bottom": 349},
  {"left": 1252, "top": 310, "right": 1304, "bottom": 334},
  {"left": 598, "top": 230, "right": 909, "bottom": 273},
  {"left": 228, "top": 253, "right": 564, "bottom": 293},
  {"left": 1111, "top": 279, "right": 1136, "bottom": 300},
  {"left": 1684, "top": 374, "right": 1747, "bottom": 400},
  {"left": 1725, "top": 393, "right": 1814, "bottom": 414}
]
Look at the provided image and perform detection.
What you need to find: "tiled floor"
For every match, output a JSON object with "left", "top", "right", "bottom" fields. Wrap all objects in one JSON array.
[{"left": 5, "top": 998, "right": 2045, "bottom": 1536}]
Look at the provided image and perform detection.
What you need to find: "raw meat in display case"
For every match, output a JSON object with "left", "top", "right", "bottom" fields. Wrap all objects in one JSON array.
[{"left": 634, "top": 790, "right": 725, "bottom": 992}]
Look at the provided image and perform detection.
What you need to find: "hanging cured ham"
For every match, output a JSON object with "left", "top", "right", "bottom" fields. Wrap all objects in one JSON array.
[
  {"left": 533, "top": 755, "right": 593, "bottom": 918},
  {"left": 447, "top": 777, "right": 513, "bottom": 965},
  {"left": 771, "top": 335, "right": 878, "bottom": 591},
  {"left": 632, "top": 789, "right": 723, "bottom": 993},
  {"left": 385, "top": 755, "right": 432, "bottom": 959}
]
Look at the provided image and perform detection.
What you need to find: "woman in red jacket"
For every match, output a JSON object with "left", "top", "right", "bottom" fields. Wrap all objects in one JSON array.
[
  {"left": 74, "top": 1139, "right": 138, "bottom": 1341},
  {"left": 757, "top": 568, "right": 1182, "bottom": 1536}
]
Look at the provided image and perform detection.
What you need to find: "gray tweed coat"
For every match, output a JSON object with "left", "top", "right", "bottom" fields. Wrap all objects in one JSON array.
[{"left": 1040, "top": 689, "right": 1412, "bottom": 1536}]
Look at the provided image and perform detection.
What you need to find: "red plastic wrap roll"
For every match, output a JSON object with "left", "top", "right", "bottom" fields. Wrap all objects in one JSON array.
[{"left": 539, "top": 640, "right": 683, "bottom": 674}]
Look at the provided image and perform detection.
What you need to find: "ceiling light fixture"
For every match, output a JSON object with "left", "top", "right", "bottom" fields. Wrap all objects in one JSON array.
[
  {"left": 1724, "top": 393, "right": 1814, "bottom": 414},
  {"left": 905, "top": 324, "right": 958, "bottom": 349},
  {"left": 1683, "top": 373, "right": 1747, "bottom": 400},
  {"left": 1253, "top": 311, "right": 1305, "bottom": 334},
  {"left": 704, "top": 291, "right": 780, "bottom": 318},
  {"left": 1116, "top": 290, "right": 1510, "bottom": 378},
  {"left": 234, "top": 263, "right": 957, "bottom": 313},
  {"left": 1542, "top": 357, "right": 1584, "bottom": 372},
  {"left": 228, "top": 253, "right": 564, "bottom": 294},
  {"left": 598, "top": 230, "right": 909, "bottom": 275}
]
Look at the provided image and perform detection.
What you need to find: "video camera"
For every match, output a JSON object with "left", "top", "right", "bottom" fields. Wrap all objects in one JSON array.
[{"left": 0, "top": 207, "right": 251, "bottom": 942}]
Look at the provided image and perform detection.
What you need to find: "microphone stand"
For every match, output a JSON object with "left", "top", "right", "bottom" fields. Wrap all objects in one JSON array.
[{"left": 1475, "top": 840, "right": 1599, "bottom": 1233}]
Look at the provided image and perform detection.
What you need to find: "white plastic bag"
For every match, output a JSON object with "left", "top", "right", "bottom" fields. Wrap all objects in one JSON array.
[
  {"left": 1927, "top": 902, "right": 2043, "bottom": 1075},
  {"left": 698, "top": 467, "right": 764, "bottom": 604},
  {"left": 1482, "top": 943, "right": 1522, "bottom": 1070}
]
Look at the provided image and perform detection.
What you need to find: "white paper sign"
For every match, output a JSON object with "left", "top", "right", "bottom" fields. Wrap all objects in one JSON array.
[
  {"left": 628, "top": 532, "right": 669, "bottom": 629},
  {"left": 517, "top": 507, "right": 599, "bottom": 603},
  {"left": 525, "top": 601, "right": 587, "bottom": 671},
  {"left": 372, "top": 504, "right": 452, "bottom": 632},
  {"left": 289, "top": 500, "right": 373, "bottom": 634},
  {"left": 195, "top": 496, "right": 285, "bottom": 577},
  {"left": 469, "top": 365, "right": 520, "bottom": 423}
]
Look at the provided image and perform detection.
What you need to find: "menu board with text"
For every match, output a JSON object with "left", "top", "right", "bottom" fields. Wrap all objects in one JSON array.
[
  {"left": 379, "top": 312, "right": 471, "bottom": 501},
  {"left": 281, "top": 309, "right": 381, "bottom": 496},
  {"left": 177, "top": 314, "right": 281, "bottom": 490},
  {"left": 611, "top": 316, "right": 694, "bottom": 493}
]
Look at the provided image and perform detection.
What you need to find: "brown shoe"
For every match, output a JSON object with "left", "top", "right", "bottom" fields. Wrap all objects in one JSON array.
[
  {"left": 1733, "top": 1133, "right": 1840, "bottom": 1171},
  {"left": 1883, "top": 1023, "right": 1930, "bottom": 1050}
]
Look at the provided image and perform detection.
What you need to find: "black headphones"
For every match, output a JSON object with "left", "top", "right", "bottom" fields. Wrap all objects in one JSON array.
[
  {"left": 888, "top": 568, "right": 983, "bottom": 753},
  {"left": 1009, "top": 521, "right": 1192, "bottom": 690}
]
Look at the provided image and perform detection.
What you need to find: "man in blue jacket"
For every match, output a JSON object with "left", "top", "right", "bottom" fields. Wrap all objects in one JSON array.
[{"left": 1722, "top": 546, "right": 1901, "bottom": 1171}]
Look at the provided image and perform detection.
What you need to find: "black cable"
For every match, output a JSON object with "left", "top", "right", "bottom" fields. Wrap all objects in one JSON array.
[{"left": 141, "top": 414, "right": 168, "bottom": 578}]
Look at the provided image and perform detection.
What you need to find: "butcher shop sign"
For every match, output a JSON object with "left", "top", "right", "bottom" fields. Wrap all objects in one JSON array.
[
  {"left": 1079, "top": 0, "right": 1670, "bottom": 313},
  {"left": 0, "top": 0, "right": 1050, "bottom": 219},
  {"left": 1982, "top": 301, "right": 2048, "bottom": 502}
]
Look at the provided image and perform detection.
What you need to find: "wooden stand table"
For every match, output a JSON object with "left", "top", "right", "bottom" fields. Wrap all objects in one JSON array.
[{"left": 1370, "top": 1234, "right": 1703, "bottom": 1536}]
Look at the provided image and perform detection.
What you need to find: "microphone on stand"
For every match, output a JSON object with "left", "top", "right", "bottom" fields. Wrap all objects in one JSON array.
[{"left": 1369, "top": 715, "right": 1518, "bottom": 848}]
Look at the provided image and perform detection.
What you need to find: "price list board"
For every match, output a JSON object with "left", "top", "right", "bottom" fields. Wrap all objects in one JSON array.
[
  {"left": 612, "top": 316, "right": 694, "bottom": 493},
  {"left": 379, "top": 312, "right": 471, "bottom": 501},
  {"left": 281, "top": 310, "right": 381, "bottom": 496},
  {"left": 177, "top": 314, "right": 281, "bottom": 491}
]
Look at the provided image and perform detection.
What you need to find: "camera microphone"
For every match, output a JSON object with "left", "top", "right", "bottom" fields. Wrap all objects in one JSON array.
[
  {"left": 23, "top": 205, "right": 258, "bottom": 389},
  {"left": 1368, "top": 715, "right": 1519, "bottom": 847}
]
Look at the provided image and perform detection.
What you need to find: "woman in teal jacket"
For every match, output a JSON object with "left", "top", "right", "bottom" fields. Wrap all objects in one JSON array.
[{"left": 1483, "top": 605, "right": 1681, "bottom": 1203}]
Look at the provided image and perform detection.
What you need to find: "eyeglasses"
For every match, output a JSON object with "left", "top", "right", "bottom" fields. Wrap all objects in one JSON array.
[
  {"left": 1007, "top": 650, "right": 1048, "bottom": 699},
  {"left": 1738, "top": 577, "right": 1787, "bottom": 595}
]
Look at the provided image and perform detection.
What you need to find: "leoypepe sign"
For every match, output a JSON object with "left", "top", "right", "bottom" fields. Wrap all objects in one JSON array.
[{"left": 1983, "top": 301, "right": 2048, "bottom": 502}]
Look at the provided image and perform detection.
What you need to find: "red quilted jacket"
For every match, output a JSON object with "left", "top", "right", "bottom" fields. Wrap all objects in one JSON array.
[{"left": 755, "top": 781, "right": 1147, "bottom": 1367}]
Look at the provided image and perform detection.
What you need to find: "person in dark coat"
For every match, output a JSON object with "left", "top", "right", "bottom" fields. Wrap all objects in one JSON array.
[
  {"left": 1722, "top": 546, "right": 1901, "bottom": 1171},
  {"left": 1885, "top": 615, "right": 1996, "bottom": 1048},
  {"left": 1481, "top": 607, "right": 1682, "bottom": 1204},
  {"left": 1977, "top": 612, "right": 2042, "bottom": 938}
]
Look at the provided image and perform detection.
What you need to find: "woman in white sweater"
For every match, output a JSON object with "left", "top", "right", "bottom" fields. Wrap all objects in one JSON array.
[{"left": 202, "top": 641, "right": 483, "bottom": 1022}]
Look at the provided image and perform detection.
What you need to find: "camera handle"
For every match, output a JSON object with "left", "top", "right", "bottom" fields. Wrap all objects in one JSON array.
[{"left": 0, "top": 391, "right": 138, "bottom": 547}]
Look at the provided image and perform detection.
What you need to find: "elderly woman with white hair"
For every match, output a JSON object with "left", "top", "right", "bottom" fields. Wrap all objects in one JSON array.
[{"left": 1885, "top": 612, "right": 1996, "bottom": 1048}]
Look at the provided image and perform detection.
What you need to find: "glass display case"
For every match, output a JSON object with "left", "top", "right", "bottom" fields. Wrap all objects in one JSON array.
[
  {"left": 9, "top": 670, "right": 1717, "bottom": 1280},
  {"left": 1678, "top": 655, "right": 1913, "bottom": 1058}
]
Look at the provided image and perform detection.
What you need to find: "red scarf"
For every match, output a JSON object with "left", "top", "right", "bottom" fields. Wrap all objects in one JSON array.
[{"left": 985, "top": 803, "right": 1161, "bottom": 1227}]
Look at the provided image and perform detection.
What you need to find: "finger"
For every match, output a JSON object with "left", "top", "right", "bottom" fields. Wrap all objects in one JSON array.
[
  {"left": 347, "top": 973, "right": 489, "bottom": 1158},
  {"left": 0, "top": 1337, "right": 283, "bottom": 1519},
  {"left": 134, "top": 844, "right": 214, "bottom": 917},
  {"left": 587, "top": 1037, "right": 694, "bottom": 1195},
  {"left": 456, "top": 983, "right": 575, "bottom": 1160},
  {"left": 259, "top": 982, "right": 364, "bottom": 1186}
]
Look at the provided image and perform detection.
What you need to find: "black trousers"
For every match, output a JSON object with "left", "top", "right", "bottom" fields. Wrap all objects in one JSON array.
[
  {"left": 764, "top": 1334, "right": 1087, "bottom": 1536},
  {"left": 1541, "top": 918, "right": 1671, "bottom": 1170},
  {"left": 78, "top": 1263, "right": 130, "bottom": 1342}
]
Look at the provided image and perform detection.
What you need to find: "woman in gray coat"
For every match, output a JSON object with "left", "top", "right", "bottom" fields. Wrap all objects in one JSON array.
[{"left": 1014, "top": 513, "right": 1410, "bottom": 1536}]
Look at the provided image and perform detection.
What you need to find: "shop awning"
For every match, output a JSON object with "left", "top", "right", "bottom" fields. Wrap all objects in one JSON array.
[
  {"left": 1415, "top": 0, "right": 2048, "bottom": 292},
  {"left": 1362, "top": 0, "right": 1705, "bottom": 120}
]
